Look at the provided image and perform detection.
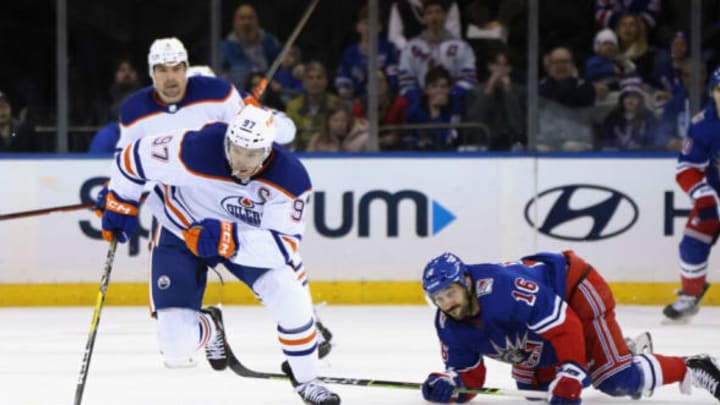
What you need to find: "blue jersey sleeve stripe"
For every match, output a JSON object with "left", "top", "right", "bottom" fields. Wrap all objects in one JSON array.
[
  {"left": 270, "top": 230, "right": 291, "bottom": 265},
  {"left": 528, "top": 297, "right": 567, "bottom": 334},
  {"left": 170, "top": 186, "right": 198, "bottom": 224},
  {"left": 153, "top": 186, "right": 187, "bottom": 230},
  {"left": 677, "top": 161, "right": 707, "bottom": 170},
  {"left": 115, "top": 153, "right": 146, "bottom": 185},
  {"left": 132, "top": 141, "right": 146, "bottom": 179}
]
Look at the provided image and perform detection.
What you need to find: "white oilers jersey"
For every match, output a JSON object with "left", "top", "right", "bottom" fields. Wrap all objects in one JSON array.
[
  {"left": 117, "top": 76, "right": 243, "bottom": 149},
  {"left": 110, "top": 122, "right": 311, "bottom": 270},
  {"left": 117, "top": 76, "right": 296, "bottom": 150},
  {"left": 398, "top": 32, "right": 477, "bottom": 93}
]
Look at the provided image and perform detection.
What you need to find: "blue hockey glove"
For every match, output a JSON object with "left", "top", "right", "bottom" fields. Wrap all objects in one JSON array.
[
  {"left": 182, "top": 219, "right": 238, "bottom": 260},
  {"left": 93, "top": 182, "right": 109, "bottom": 217},
  {"left": 422, "top": 371, "right": 475, "bottom": 403},
  {"left": 422, "top": 372, "right": 456, "bottom": 403},
  {"left": 101, "top": 191, "right": 139, "bottom": 243},
  {"left": 548, "top": 362, "right": 589, "bottom": 405}
]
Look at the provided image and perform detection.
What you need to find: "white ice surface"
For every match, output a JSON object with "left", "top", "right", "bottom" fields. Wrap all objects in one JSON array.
[{"left": 1, "top": 305, "right": 718, "bottom": 405}]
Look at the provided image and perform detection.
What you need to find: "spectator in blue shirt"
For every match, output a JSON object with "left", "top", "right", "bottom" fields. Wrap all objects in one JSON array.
[
  {"left": 221, "top": 3, "right": 281, "bottom": 89},
  {"left": 335, "top": 5, "right": 399, "bottom": 102},
  {"left": 405, "top": 65, "right": 463, "bottom": 150}
]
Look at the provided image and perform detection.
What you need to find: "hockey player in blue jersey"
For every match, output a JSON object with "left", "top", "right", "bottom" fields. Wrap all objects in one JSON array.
[
  {"left": 663, "top": 66, "right": 720, "bottom": 321},
  {"left": 100, "top": 105, "right": 340, "bottom": 405},
  {"left": 420, "top": 251, "right": 720, "bottom": 404}
]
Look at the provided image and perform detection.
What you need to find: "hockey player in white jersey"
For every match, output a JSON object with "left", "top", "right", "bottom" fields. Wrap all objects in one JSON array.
[
  {"left": 397, "top": 0, "right": 477, "bottom": 102},
  {"left": 96, "top": 36, "right": 333, "bottom": 364},
  {"left": 116, "top": 36, "right": 294, "bottom": 149},
  {"left": 100, "top": 105, "right": 340, "bottom": 405}
]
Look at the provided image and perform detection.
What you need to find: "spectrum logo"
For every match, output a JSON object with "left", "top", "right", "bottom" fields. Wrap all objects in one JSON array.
[{"left": 313, "top": 190, "right": 456, "bottom": 238}]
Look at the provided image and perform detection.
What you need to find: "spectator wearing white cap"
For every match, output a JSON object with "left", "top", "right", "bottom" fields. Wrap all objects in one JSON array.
[{"left": 584, "top": 28, "right": 636, "bottom": 90}]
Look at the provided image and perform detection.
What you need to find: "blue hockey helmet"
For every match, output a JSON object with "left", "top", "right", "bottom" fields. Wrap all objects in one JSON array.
[{"left": 422, "top": 252, "right": 468, "bottom": 298}]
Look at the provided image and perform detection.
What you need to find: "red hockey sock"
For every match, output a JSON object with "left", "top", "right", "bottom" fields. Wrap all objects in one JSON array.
[
  {"left": 655, "top": 355, "right": 687, "bottom": 384},
  {"left": 681, "top": 276, "right": 707, "bottom": 296}
]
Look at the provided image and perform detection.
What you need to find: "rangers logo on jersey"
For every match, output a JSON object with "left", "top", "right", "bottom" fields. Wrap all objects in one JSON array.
[
  {"left": 221, "top": 195, "right": 264, "bottom": 226},
  {"left": 475, "top": 278, "right": 493, "bottom": 298},
  {"left": 488, "top": 331, "right": 544, "bottom": 367}
]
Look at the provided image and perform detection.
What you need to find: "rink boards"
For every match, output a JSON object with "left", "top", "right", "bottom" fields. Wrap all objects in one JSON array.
[{"left": 1, "top": 153, "right": 718, "bottom": 306}]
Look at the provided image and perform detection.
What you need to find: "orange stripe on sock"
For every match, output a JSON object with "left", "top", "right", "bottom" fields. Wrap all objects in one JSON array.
[{"left": 278, "top": 330, "right": 317, "bottom": 346}]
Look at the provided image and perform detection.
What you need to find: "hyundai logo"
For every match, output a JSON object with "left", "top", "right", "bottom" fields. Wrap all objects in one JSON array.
[{"left": 524, "top": 184, "right": 639, "bottom": 241}]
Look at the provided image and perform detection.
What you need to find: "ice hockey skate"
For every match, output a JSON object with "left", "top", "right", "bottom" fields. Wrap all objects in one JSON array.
[
  {"left": 663, "top": 283, "right": 710, "bottom": 322},
  {"left": 316, "top": 320, "right": 333, "bottom": 359},
  {"left": 201, "top": 305, "right": 231, "bottom": 371},
  {"left": 625, "top": 331, "right": 653, "bottom": 357},
  {"left": 313, "top": 304, "right": 333, "bottom": 359},
  {"left": 682, "top": 354, "right": 720, "bottom": 400},
  {"left": 625, "top": 332, "right": 654, "bottom": 399},
  {"left": 295, "top": 379, "right": 341, "bottom": 405}
]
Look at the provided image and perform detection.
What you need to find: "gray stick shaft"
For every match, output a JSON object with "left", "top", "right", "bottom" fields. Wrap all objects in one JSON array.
[{"left": 256, "top": 0, "right": 320, "bottom": 102}]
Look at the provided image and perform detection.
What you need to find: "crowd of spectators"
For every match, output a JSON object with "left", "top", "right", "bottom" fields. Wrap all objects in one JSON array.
[{"left": 3, "top": 0, "right": 720, "bottom": 153}]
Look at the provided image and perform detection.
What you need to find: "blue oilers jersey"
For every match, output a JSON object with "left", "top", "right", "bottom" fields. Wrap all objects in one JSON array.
[{"left": 435, "top": 258, "right": 573, "bottom": 373}]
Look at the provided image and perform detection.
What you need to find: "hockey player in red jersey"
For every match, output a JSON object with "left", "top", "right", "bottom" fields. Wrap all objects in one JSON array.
[
  {"left": 663, "top": 67, "right": 720, "bottom": 321},
  {"left": 420, "top": 251, "right": 720, "bottom": 404}
]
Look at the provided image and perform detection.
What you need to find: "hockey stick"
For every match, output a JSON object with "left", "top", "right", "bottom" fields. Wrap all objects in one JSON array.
[
  {"left": 0, "top": 201, "right": 93, "bottom": 221},
  {"left": 249, "top": 0, "right": 320, "bottom": 102},
  {"left": 0, "top": 193, "right": 149, "bottom": 222},
  {"left": 226, "top": 353, "right": 546, "bottom": 399},
  {"left": 73, "top": 237, "right": 119, "bottom": 405}
]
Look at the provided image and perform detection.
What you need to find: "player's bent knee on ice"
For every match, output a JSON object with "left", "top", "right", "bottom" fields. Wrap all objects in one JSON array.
[{"left": 156, "top": 307, "right": 204, "bottom": 368}]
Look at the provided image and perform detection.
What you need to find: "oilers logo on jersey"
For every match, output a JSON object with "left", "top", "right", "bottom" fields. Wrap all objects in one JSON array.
[
  {"left": 488, "top": 331, "right": 544, "bottom": 367},
  {"left": 221, "top": 195, "right": 265, "bottom": 227}
]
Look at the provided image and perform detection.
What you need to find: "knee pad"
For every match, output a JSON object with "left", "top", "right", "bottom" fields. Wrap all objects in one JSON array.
[
  {"left": 156, "top": 307, "right": 202, "bottom": 367},
  {"left": 679, "top": 235, "right": 710, "bottom": 265},
  {"left": 596, "top": 356, "right": 661, "bottom": 398}
]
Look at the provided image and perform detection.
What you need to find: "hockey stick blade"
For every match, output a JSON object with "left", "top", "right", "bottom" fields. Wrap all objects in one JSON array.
[{"left": 226, "top": 353, "right": 545, "bottom": 399}]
